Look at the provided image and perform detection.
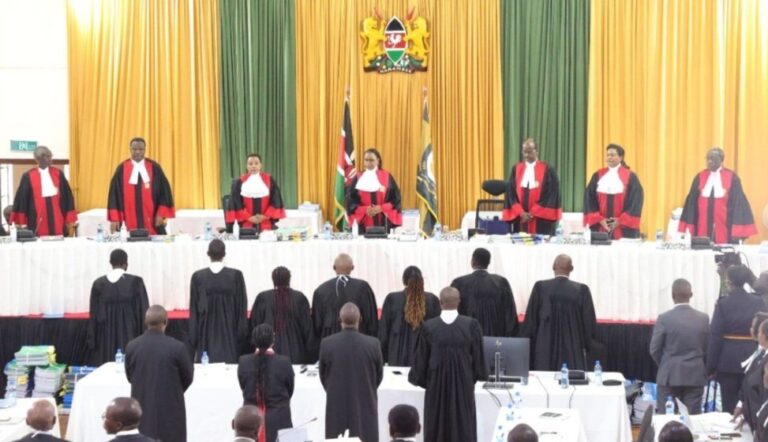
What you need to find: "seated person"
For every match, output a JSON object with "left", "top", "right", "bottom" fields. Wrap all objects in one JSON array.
[
  {"left": 657, "top": 421, "right": 693, "bottom": 442},
  {"left": 387, "top": 404, "right": 421, "bottom": 442},
  {"left": 102, "top": 397, "right": 155, "bottom": 441},
  {"left": 15, "top": 400, "right": 66, "bottom": 441},
  {"left": 507, "top": 423, "right": 538, "bottom": 442},
  {"left": 231, "top": 405, "right": 263, "bottom": 442}
]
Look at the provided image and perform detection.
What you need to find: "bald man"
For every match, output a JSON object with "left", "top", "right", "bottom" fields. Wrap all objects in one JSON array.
[
  {"left": 14, "top": 400, "right": 66, "bottom": 441},
  {"left": 232, "top": 405, "right": 262, "bottom": 442},
  {"left": 125, "top": 305, "right": 193, "bottom": 442},
  {"left": 10, "top": 146, "right": 77, "bottom": 236},
  {"left": 409, "top": 287, "right": 486, "bottom": 442},
  {"left": 522, "top": 254, "right": 596, "bottom": 371},
  {"left": 508, "top": 423, "right": 538, "bottom": 442},
  {"left": 319, "top": 302, "right": 383, "bottom": 442},
  {"left": 312, "top": 254, "right": 378, "bottom": 341},
  {"left": 103, "top": 397, "right": 154, "bottom": 441}
]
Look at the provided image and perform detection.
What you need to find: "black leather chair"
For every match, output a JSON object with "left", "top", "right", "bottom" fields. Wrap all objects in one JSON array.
[
  {"left": 474, "top": 179, "right": 508, "bottom": 234},
  {"left": 222, "top": 194, "right": 233, "bottom": 233}
]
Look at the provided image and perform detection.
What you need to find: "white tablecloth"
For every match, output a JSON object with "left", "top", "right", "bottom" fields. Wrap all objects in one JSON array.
[
  {"left": 652, "top": 412, "right": 752, "bottom": 441},
  {"left": 0, "top": 397, "right": 61, "bottom": 441},
  {"left": 460, "top": 211, "right": 585, "bottom": 235},
  {"left": 67, "top": 364, "right": 629, "bottom": 442},
  {"left": 492, "top": 407, "right": 588, "bottom": 442},
  {"left": 0, "top": 238, "right": 766, "bottom": 319}
]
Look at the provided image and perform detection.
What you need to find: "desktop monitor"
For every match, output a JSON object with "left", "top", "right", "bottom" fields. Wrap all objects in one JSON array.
[{"left": 482, "top": 337, "right": 530, "bottom": 381}]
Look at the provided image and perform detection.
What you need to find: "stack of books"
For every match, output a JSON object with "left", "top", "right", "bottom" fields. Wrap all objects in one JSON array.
[
  {"left": 32, "top": 363, "right": 66, "bottom": 398},
  {"left": 3, "top": 360, "right": 32, "bottom": 398},
  {"left": 14, "top": 346, "right": 56, "bottom": 367}
]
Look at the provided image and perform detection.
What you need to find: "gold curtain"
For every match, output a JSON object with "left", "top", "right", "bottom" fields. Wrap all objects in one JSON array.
[
  {"left": 587, "top": 0, "right": 768, "bottom": 241},
  {"left": 295, "top": 0, "right": 504, "bottom": 229},
  {"left": 67, "top": 0, "right": 220, "bottom": 211}
]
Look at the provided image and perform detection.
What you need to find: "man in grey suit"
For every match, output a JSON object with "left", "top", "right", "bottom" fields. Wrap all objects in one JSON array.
[{"left": 650, "top": 278, "right": 710, "bottom": 414}]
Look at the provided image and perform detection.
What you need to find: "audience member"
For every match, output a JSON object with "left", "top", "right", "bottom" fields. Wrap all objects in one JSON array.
[
  {"left": 102, "top": 397, "right": 154, "bottom": 441},
  {"left": 734, "top": 314, "right": 768, "bottom": 432},
  {"left": 14, "top": 400, "right": 66, "bottom": 441},
  {"left": 231, "top": 405, "right": 263, "bottom": 442},
  {"left": 387, "top": 404, "right": 421, "bottom": 442},
  {"left": 754, "top": 362, "right": 768, "bottom": 441},
  {"left": 657, "top": 421, "right": 693, "bottom": 442},
  {"left": 754, "top": 271, "right": 768, "bottom": 304},
  {"left": 507, "top": 423, "right": 538, "bottom": 442}
]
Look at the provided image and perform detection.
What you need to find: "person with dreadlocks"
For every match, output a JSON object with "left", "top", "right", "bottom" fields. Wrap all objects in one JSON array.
[
  {"left": 238, "top": 324, "right": 294, "bottom": 442},
  {"left": 249, "top": 266, "right": 314, "bottom": 363},
  {"left": 379, "top": 266, "right": 440, "bottom": 366}
]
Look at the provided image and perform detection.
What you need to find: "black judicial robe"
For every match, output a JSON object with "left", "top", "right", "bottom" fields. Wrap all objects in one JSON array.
[
  {"left": 678, "top": 168, "right": 757, "bottom": 244},
  {"left": 249, "top": 289, "right": 314, "bottom": 363},
  {"left": 738, "top": 350, "right": 768, "bottom": 432},
  {"left": 756, "top": 399, "right": 768, "bottom": 442},
  {"left": 226, "top": 173, "right": 286, "bottom": 232},
  {"left": 312, "top": 276, "right": 378, "bottom": 340},
  {"left": 189, "top": 267, "right": 249, "bottom": 363},
  {"left": 11, "top": 167, "right": 77, "bottom": 236},
  {"left": 238, "top": 353, "right": 295, "bottom": 442},
  {"left": 583, "top": 166, "right": 644, "bottom": 239},
  {"left": 408, "top": 315, "right": 487, "bottom": 442},
  {"left": 502, "top": 161, "right": 562, "bottom": 235},
  {"left": 107, "top": 159, "right": 174, "bottom": 235},
  {"left": 378, "top": 290, "right": 441, "bottom": 366},
  {"left": 450, "top": 270, "right": 519, "bottom": 337},
  {"left": 346, "top": 169, "right": 402, "bottom": 231},
  {"left": 14, "top": 433, "right": 68, "bottom": 441},
  {"left": 107, "top": 434, "right": 155, "bottom": 442},
  {"left": 125, "top": 330, "right": 193, "bottom": 442},
  {"left": 521, "top": 276, "right": 597, "bottom": 371},
  {"left": 87, "top": 273, "right": 149, "bottom": 366},
  {"left": 319, "top": 329, "right": 383, "bottom": 442}
]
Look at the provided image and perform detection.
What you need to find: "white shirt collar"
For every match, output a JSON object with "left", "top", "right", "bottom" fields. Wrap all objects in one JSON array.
[
  {"left": 702, "top": 167, "right": 726, "bottom": 198},
  {"left": 596, "top": 165, "right": 624, "bottom": 195},
  {"left": 395, "top": 438, "right": 417, "bottom": 442},
  {"left": 355, "top": 168, "right": 384, "bottom": 192},
  {"left": 240, "top": 173, "right": 270, "bottom": 199},
  {"left": 673, "top": 303, "right": 689, "bottom": 308},
  {"left": 520, "top": 161, "right": 538, "bottom": 189},
  {"left": 106, "top": 268, "right": 126, "bottom": 283},
  {"left": 115, "top": 428, "right": 141, "bottom": 436},
  {"left": 209, "top": 262, "right": 225, "bottom": 274},
  {"left": 440, "top": 310, "right": 459, "bottom": 324},
  {"left": 38, "top": 167, "right": 58, "bottom": 198},
  {"left": 129, "top": 159, "right": 150, "bottom": 185}
]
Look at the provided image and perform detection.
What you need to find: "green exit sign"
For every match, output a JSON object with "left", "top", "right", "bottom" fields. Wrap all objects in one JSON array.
[{"left": 10, "top": 140, "right": 38, "bottom": 152}]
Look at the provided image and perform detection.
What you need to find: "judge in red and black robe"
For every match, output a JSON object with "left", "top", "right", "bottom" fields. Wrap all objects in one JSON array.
[
  {"left": 502, "top": 138, "right": 562, "bottom": 235},
  {"left": 11, "top": 146, "right": 77, "bottom": 236},
  {"left": 346, "top": 148, "right": 402, "bottom": 233},
  {"left": 225, "top": 154, "right": 286, "bottom": 232},
  {"left": 107, "top": 138, "right": 174, "bottom": 234},
  {"left": 678, "top": 148, "right": 757, "bottom": 244},
  {"left": 583, "top": 144, "right": 644, "bottom": 239}
]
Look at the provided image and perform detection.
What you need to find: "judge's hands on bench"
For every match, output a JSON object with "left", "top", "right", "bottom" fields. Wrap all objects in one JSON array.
[
  {"left": 248, "top": 214, "right": 266, "bottom": 224},
  {"left": 365, "top": 206, "right": 382, "bottom": 217},
  {"left": 600, "top": 218, "right": 618, "bottom": 232},
  {"left": 520, "top": 212, "right": 533, "bottom": 223}
]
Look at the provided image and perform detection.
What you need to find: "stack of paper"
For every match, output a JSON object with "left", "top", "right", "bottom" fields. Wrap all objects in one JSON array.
[
  {"left": 14, "top": 346, "right": 56, "bottom": 367},
  {"left": 32, "top": 363, "right": 66, "bottom": 397},
  {"left": 3, "top": 360, "right": 31, "bottom": 398}
]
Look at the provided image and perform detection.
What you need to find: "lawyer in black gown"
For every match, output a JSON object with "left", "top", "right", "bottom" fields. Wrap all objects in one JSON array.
[
  {"left": 320, "top": 303, "right": 383, "bottom": 442},
  {"left": 378, "top": 266, "right": 440, "bottom": 366},
  {"left": 522, "top": 254, "right": 596, "bottom": 371},
  {"left": 409, "top": 287, "right": 487, "bottom": 442},
  {"left": 87, "top": 249, "right": 149, "bottom": 366},
  {"left": 238, "top": 324, "right": 294, "bottom": 442},
  {"left": 125, "top": 306, "right": 194, "bottom": 442},
  {"left": 734, "top": 315, "right": 768, "bottom": 433},
  {"left": 312, "top": 253, "right": 378, "bottom": 340},
  {"left": 450, "top": 247, "right": 518, "bottom": 337},
  {"left": 189, "top": 239, "right": 249, "bottom": 363},
  {"left": 249, "top": 267, "right": 314, "bottom": 363},
  {"left": 13, "top": 399, "right": 67, "bottom": 442}
]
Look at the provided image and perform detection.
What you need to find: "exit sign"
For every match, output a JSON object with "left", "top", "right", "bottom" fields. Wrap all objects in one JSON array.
[{"left": 10, "top": 140, "right": 37, "bottom": 152}]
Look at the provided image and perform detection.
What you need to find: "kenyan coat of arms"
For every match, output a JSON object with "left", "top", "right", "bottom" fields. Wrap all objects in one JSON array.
[{"left": 360, "top": 8, "right": 429, "bottom": 73}]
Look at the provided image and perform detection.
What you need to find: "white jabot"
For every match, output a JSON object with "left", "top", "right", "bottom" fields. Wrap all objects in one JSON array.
[
  {"left": 355, "top": 168, "right": 383, "bottom": 192},
  {"left": 596, "top": 165, "right": 625, "bottom": 195},
  {"left": 520, "top": 161, "right": 538, "bottom": 189},
  {"left": 129, "top": 160, "right": 150, "bottom": 185},
  {"left": 38, "top": 167, "right": 58, "bottom": 198},
  {"left": 440, "top": 310, "right": 459, "bottom": 324},
  {"left": 209, "top": 262, "right": 224, "bottom": 274},
  {"left": 115, "top": 428, "right": 140, "bottom": 436},
  {"left": 701, "top": 167, "right": 726, "bottom": 198},
  {"left": 106, "top": 268, "right": 125, "bottom": 283},
  {"left": 240, "top": 173, "right": 270, "bottom": 199},
  {"left": 741, "top": 346, "right": 765, "bottom": 371}
]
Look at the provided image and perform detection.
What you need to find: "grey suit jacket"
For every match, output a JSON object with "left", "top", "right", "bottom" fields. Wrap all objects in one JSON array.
[{"left": 650, "top": 304, "right": 710, "bottom": 386}]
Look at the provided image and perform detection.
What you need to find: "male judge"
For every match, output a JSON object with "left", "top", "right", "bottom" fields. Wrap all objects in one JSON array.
[
  {"left": 522, "top": 254, "right": 596, "bottom": 371},
  {"left": 678, "top": 147, "right": 757, "bottom": 244},
  {"left": 312, "top": 254, "right": 378, "bottom": 340},
  {"left": 107, "top": 137, "right": 174, "bottom": 234},
  {"left": 387, "top": 404, "right": 421, "bottom": 442},
  {"left": 14, "top": 400, "right": 66, "bottom": 441},
  {"left": 450, "top": 247, "right": 518, "bottom": 337},
  {"left": 125, "top": 305, "right": 194, "bottom": 442},
  {"left": 231, "top": 405, "right": 263, "bottom": 442},
  {"left": 88, "top": 249, "right": 149, "bottom": 365},
  {"left": 409, "top": 287, "right": 487, "bottom": 442},
  {"left": 102, "top": 397, "right": 155, "bottom": 442},
  {"left": 649, "top": 279, "right": 709, "bottom": 414},
  {"left": 189, "top": 239, "right": 248, "bottom": 363},
  {"left": 502, "top": 138, "right": 562, "bottom": 235},
  {"left": 10, "top": 146, "right": 77, "bottom": 236},
  {"left": 319, "top": 303, "right": 383, "bottom": 442}
]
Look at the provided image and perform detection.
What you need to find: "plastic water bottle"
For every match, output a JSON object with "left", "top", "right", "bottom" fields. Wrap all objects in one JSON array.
[
  {"left": 655, "top": 229, "right": 663, "bottom": 245},
  {"left": 204, "top": 221, "right": 213, "bottom": 241},
  {"left": 351, "top": 220, "right": 359, "bottom": 239},
  {"left": 119, "top": 224, "right": 129, "bottom": 242},
  {"left": 683, "top": 229, "right": 691, "bottom": 248},
  {"left": 665, "top": 395, "right": 675, "bottom": 415},
  {"left": 559, "top": 363, "right": 569, "bottom": 388},
  {"left": 323, "top": 221, "right": 332, "bottom": 240},
  {"left": 593, "top": 360, "right": 603, "bottom": 385},
  {"left": 433, "top": 223, "right": 443, "bottom": 241},
  {"left": 555, "top": 224, "right": 564, "bottom": 244},
  {"left": 583, "top": 226, "right": 591, "bottom": 244},
  {"left": 9, "top": 225, "right": 16, "bottom": 242},
  {"left": 233, "top": 221, "right": 240, "bottom": 240},
  {"left": 201, "top": 351, "right": 209, "bottom": 366},
  {"left": 6, "top": 376, "right": 17, "bottom": 401},
  {"left": 96, "top": 223, "right": 104, "bottom": 243},
  {"left": 115, "top": 348, "right": 124, "bottom": 373}
]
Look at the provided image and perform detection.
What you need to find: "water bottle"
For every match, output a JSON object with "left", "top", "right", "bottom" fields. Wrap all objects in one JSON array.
[
  {"left": 351, "top": 220, "right": 359, "bottom": 239},
  {"left": 323, "top": 221, "right": 332, "bottom": 240},
  {"left": 433, "top": 223, "right": 443, "bottom": 241},
  {"left": 204, "top": 221, "right": 213, "bottom": 241},
  {"left": 655, "top": 229, "right": 663, "bottom": 244},
  {"left": 115, "top": 348, "right": 124, "bottom": 373},
  {"left": 505, "top": 401, "right": 515, "bottom": 421},
  {"left": 233, "top": 221, "right": 240, "bottom": 240},
  {"left": 201, "top": 351, "right": 209, "bottom": 366},
  {"left": 593, "top": 360, "right": 603, "bottom": 385},
  {"left": 665, "top": 395, "right": 675, "bottom": 415},
  {"left": 583, "top": 226, "right": 591, "bottom": 244},
  {"left": 554, "top": 224, "right": 564, "bottom": 244},
  {"left": 683, "top": 229, "right": 691, "bottom": 248},
  {"left": 96, "top": 223, "right": 104, "bottom": 243},
  {"left": 513, "top": 390, "right": 523, "bottom": 409},
  {"left": 559, "top": 363, "right": 569, "bottom": 388},
  {"left": 9, "top": 225, "right": 16, "bottom": 242},
  {"left": 119, "top": 224, "right": 129, "bottom": 242},
  {"left": 6, "top": 376, "right": 17, "bottom": 401}
]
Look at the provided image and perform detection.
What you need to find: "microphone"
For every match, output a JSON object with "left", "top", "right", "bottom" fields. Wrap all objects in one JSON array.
[
  {"left": 535, "top": 374, "right": 550, "bottom": 408},
  {"left": 294, "top": 417, "right": 318, "bottom": 428}
]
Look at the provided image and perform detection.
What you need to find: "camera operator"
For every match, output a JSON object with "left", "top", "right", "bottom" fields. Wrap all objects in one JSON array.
[{"left": 715, "top": 250, "right": 743, "bottom": 297}]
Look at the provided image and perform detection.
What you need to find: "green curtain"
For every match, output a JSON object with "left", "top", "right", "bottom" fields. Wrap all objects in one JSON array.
[
  {"left": 501, "top": 0, "right": 590, "bottom": 211},
  {"left": 220, "top": 0, "right": 297, "bottom": 206}
]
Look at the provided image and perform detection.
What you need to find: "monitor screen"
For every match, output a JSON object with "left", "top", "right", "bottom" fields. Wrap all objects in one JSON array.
[{"left": 482, "top": 337, "right": 529, "bottom": 380}]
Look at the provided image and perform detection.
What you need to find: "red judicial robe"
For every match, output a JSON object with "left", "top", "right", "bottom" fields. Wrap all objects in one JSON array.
[
  {"left": 225, "top": 173, "right": 286, "bottom": 231},
  {"left": 678, "top": 168, "right": 757, "bottom": 244},
  {"left": 583, "top": 166, "right": 644, "bottom": 239},
  {"left": 346, "top": 169, "right": 402, "bottom": 230},
  {"left": 501, "top": 160, "right": 562, "bottom": 235},
  {"left": 11, "top": 167, "right": 77, "bottom": 236},
  {"left": 107, "top": 159, "right": 174, "bottom": 234}
]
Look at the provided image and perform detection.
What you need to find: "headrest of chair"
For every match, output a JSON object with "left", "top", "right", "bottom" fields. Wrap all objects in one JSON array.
[{"left": 481, "top": 180, "right": 507, "bottom": 197}]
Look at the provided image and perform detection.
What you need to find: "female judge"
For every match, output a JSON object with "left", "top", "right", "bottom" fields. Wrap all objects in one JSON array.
[
  {"left": 347, "top": 148, "right": 402, "bottom": 233},
  {"left": 227, "top": 153, "right": 286, "bottom": 232},
  {"left": 379, "top": 266, "right": 441, "bottom": 366},
  {"left": 238, "top": 324, "right": 294, "bottom": 442},
  {"left": 583, "top": 144, "right": 644, "bottom": 239}
]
